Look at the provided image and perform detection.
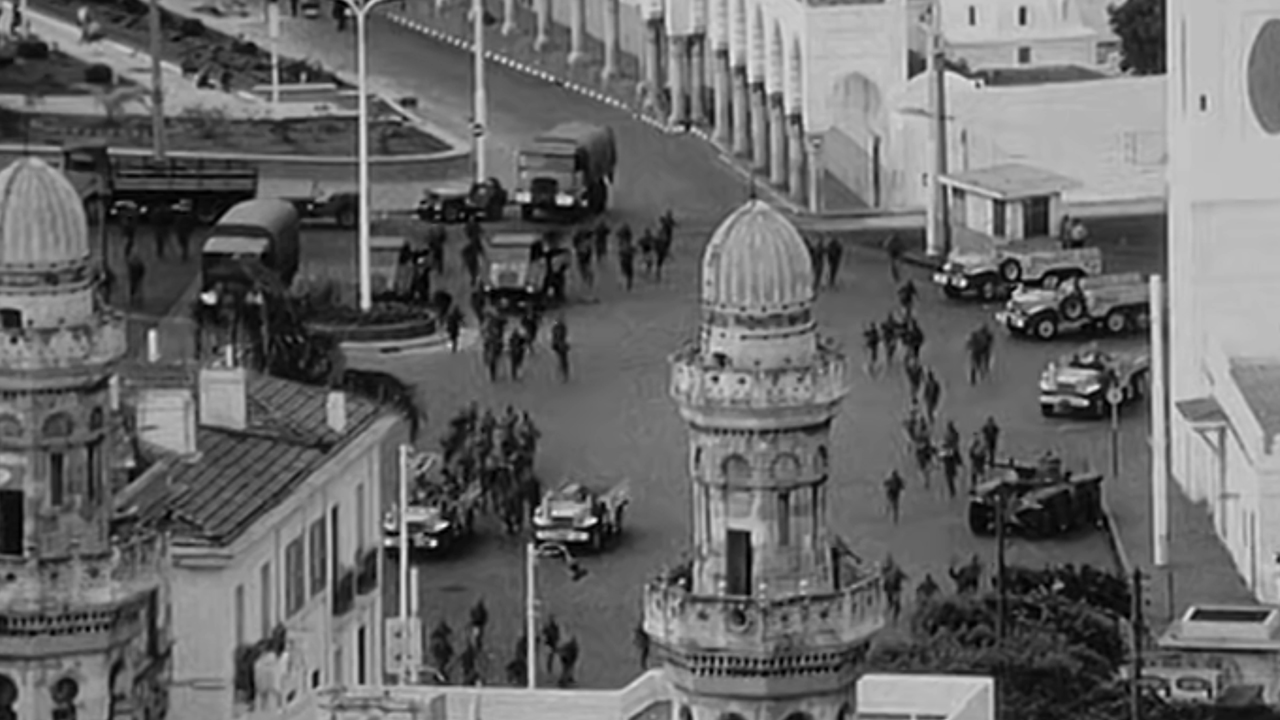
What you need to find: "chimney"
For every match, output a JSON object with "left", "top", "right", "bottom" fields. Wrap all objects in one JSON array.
[
  {"left": 136, "top": 387, "right": 197, "bottom": 455},
  {"left": 199, "top": 355, "right": 248, "bottom": 431},
  {"left": 326, "top": 391, "right": 347, "bottom": 434}
]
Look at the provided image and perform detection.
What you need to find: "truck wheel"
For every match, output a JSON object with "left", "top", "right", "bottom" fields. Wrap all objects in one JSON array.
[
  {"left": 943, "top": 286, "right": 962, "bottom": 299},
  {"left": 1000, "top": 259, "right": 1022, "bottom": 283},
  {"left": 1033, "top": 315, "right": 1058, "bottom": 340},
  {"left": 336, "top": 206, "right": 356, "bottom": 228},
  {"left": 521, "top": 206, "right": 534, "bottom": 221},
  {"left": 1105, "top": 310, "right": 1128, "bottom": 334},
  {"left": 1040, "top": 403, "right": 1055, "bottom": 417},
  {"left": 1060, "top": 295, "right": 1085, "bottom": 321}
]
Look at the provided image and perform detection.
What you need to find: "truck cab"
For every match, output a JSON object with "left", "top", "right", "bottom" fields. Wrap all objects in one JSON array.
[
  {"left": 482, "top": 233, "right": 565, "bottom": 312},
  {"left": 514, "top": 123, "right": 616, "bottom": 220}
]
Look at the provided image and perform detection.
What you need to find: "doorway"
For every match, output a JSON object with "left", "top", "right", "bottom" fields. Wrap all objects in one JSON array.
[
  {"left": 726, "top": 529, "right": 752, "bottom": 596},
  {"left": 1023, "top": 196, "right": 1051, "bottom": 237},
  {"left": 0, "top": 490, "right": 21, "bottom": 556},
  {"left": 992, "top": 200, "right": 1007, "bottom": 237}
]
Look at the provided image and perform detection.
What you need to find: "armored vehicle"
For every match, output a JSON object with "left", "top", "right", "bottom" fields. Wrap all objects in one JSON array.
[
  {"left": 968, "top": 454, "right": 1104, "bottom": 538},
  {"left": 532, "top": 481, "right": 629, "bottom": 551}
]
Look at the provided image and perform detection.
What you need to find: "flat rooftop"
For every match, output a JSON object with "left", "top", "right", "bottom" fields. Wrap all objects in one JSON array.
[{"left": 941, "top": 163, "right": 1082, "bottom": 200}]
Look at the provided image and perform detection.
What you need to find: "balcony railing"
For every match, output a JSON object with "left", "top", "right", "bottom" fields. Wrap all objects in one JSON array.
[
  {"left": 0, "top": 312, "right": 127, "bottom": 372},
  {"left": 0, "top": 532, "right": 166, "bottom": 609},
  {"left": 333, "top": 566, "right": 356, "bottom": 618},
  {"left": 669, "top": 339, "right": 849, "bottom": 413},
  {"left": 643, "top": 572, "right": 884, "bottom": 656},
  {"left": 356, "top": 548, "right": 379, "bottom": 596}
]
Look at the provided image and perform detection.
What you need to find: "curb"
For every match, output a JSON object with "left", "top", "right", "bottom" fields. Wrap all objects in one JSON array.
[{"left": 0, "top": 141, "right": 467, "bottom": 166}]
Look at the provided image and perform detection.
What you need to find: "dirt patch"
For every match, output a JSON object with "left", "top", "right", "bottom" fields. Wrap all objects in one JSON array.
[
  {"left": 31, "top": 0, "right": 343, "bottom": 91},
  {"left": 0, "top": 47, "right": 135, "bottom": 95},
  {"left": 0, "top": 109, "right": 451, "bottom": 156}
]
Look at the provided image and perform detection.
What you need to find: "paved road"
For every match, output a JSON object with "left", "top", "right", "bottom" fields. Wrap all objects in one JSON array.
[{"left": 295, "top": 216, "right": 1157, "bottom": 689}]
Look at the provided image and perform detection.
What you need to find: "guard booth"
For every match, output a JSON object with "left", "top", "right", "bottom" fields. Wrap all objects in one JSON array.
[
  {"left": 940, "top": 164, "right": 1082, "bottom": 254},
  {"left": 1153, "top": 604, "right": 1280, "bottom": 706}
]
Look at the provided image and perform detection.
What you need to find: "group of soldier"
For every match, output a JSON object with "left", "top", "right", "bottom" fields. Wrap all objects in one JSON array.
[
  {"left": 476, "top": 307, "right": 572, "bottom": 385},
  {"left": 105, "top": 200, "right": 199, "bottom": 306},
  {"left": 881, "top": 553, "right": 986, "bottom": 623},
  {"left": 439, "top": 404, "right": 545, "bottom": 535}
]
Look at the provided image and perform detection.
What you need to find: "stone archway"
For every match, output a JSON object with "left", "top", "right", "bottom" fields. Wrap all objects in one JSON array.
[
  {"left": 0, "top": 675, "right": 16, "bottom": 720},
  {"left": 826, "top": 72, "right": 887, "bottom": 206}
]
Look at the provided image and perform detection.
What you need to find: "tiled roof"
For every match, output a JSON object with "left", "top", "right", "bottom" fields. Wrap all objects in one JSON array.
[
  {"left": 128, "top": 373, "right": 387, "bottom": 546},
  {"left": 1229, "top": 359, "right": 1280, "bottom": 450}
]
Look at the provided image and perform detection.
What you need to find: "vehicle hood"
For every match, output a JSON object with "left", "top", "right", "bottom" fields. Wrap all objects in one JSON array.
[
  {"left": 945, "top": 251, "right": 996, "bottom": 273},
  {"left": 384, "top": 505, "right": 451, "bottom": 532},
  {"left": 1048, "top": 366, "right": 1103, "bottom": 387},
  {"left": 537, "top": 499, "right": 594, "bottom": 523},
  {"left": 1006, "top": 287, "right": 1056, "bottom": 313}
]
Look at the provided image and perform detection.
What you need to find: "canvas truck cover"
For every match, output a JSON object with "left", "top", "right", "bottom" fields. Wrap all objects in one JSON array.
[
  {"left": 533, "top": 123, "right": 616, "bottom": 182},
  {"left": 485, "top": 234, "right": 541, "bottom": 290},
  {"left": 210, "top": 199, "right": 301, "bottom": 285}
]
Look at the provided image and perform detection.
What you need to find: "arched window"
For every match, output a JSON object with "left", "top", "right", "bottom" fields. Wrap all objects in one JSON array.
[
  {"left": 51, "top": 677, "right": 78, "bottom": 720},
  {"left": 0, "top": 310, "right": 20, "bottom": 330},
  {"left": 0, "top": 416, "right": 21, "bottom": 439},
  {"left": 721, "top": 455, "right": 751, "bottom": 482},
  {"left": 0, "top": 674, "right": 16, "bottom": 720},
  {"left": 1018, "top": 5, "right": 1029, "bottom": 25},
  {"left": 89, "top": 408, "right": 104, "bottom": 431},
  {"left": 42, "top": 413, "right": 73, "bottom": 439}
]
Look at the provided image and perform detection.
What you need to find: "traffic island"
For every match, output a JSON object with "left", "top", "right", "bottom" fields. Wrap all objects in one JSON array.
[
  {"left": 0, "top": 37, "right": 135, "bottom": 95},
  {"left": 296, "top": 281, "right": 446, "bottom": 368}
]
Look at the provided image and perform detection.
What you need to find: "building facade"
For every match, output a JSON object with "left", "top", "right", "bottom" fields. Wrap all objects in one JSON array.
[
  {"left": 644, "top": 200, "right": 885, "bottom": 720},
  {"left": 906, "top": 0, "right": 1105, "bottom": 70},
  {"left": 507, "top": 0, "right": 908, "bottom": 208},
  {"left": 115, "top": 361, "right": 405, "bottom": 719},
  {"left": 0, "top": 158, "right": 168, "bottom": 720},
  {"left": 1166, "top": 0, "right": 1280, "bottom": 602}
]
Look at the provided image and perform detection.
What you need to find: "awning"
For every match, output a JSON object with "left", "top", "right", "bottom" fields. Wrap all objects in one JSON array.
[{"left": 1176, "top": 396, "right": 1227, "bottom": 427}]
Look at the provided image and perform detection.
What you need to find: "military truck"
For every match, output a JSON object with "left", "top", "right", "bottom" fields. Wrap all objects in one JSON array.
[
  {"left": 482, "top": 233, "right": 569, "bottom": 312},
  {"left": 60, "top": 141, "right": 258, "bottom": 222},
  {"left": 967, "top": 454, "right": 1104, "bottom": 538},
  {"left": 532, "top": 481, "right": 629, "bottom": 552},
  {"left": 514, "top": 123, "right": 616, "bottom": 219},
  {"left": 934, "top": 231, "right": 1102, "bottom": 301},
  {"left": 998, "top": 272, "right": 1149, "bottom": 340},
  {"left": 200, "top": 199, "right": 301, "bottom": 301}
]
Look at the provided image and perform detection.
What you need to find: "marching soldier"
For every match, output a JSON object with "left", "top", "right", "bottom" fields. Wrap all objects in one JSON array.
[
  {"left": 916, "top": 573, "right": 941, "bottom": 604},
  {"left": 863, "top": 322, "right": 880, "bottom": 374},
  {"left": 507, "top": 328, "right": 528, "bottom": 381},
  {"left": 618, "top": 239, "right": 636, "bottom": 291},
  {"left": 883, "top": 559, "right": 907, "bottom": 622},
  {"left": 904, "top": 356, "right": 924, "bottom": 404},
  {"left": 551, "top": 318, "right": 571, "bottom": 383},
  {"left": 483, "top": 324, "right": 503, "bottom": 382},
  {"left": 941, "top": 444, "right": 961, "bottom": 499},
  {"left": 902, "top": 316, "right": 925, "bottom": 364},
  {"left": 922, "top": 370, "right": 942, "bottom": 423},
  {"left": 824, "top": 236, "right": 844, "bottom": 288},
  {"left": 982, "top": 416, "right": 1001, "bottom": 464},
  {"left": 914, "top": 432, "right": 936, "bottom": 489},
  {"left": 968, "top": 433, "right": 988, "bottom": 486},
  {"left": 881, "top": 315, "right": 899, "bottom": 365},
  {"left": 445, "top": 306, "right": 464, "bottom": 352},
  {"left": 653, "top": 228, "right": 672, "bottom": 281},
  {"left": 574, "top": 231, "right": 594, "bottom": 288},
  {"left": 638, "top": 227, "right": 656, "bottom": 278},
  {"left": 942, "top": 420, "right": 961, "bottom": 458},
  {"left": 883, "top": 470, "right": 905, "bottom": 524},
  {"left": 593, "top": 220, "right": 610, "bottom": 267},
  {"left": 658, "top": 209, "right": 676, "bottom": 248},
  {"left": 897, "top": 279, "right": 917, "bottom": 315},
  {"left": 884, "top": 232, "right": 904, "bottom": 281}
]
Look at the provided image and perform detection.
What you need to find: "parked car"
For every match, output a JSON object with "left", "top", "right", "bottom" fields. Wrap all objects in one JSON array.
[
  {"left": 532, "top": 481, "right": 629, "bottom": 551},
  {"left": 1038, "top": 345, "right": 1149, "bottom": 418},
  {"left": 416, "top": 178, "right": 507, "bottom": 223}
]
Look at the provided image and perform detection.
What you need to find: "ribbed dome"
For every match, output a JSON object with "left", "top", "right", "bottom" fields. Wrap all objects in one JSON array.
[
  {"left": 0, "top": 157, "right": 90, "bottom": 269},
  {"left": 701, "top": 200, "right": 813, "bottom": 312}
]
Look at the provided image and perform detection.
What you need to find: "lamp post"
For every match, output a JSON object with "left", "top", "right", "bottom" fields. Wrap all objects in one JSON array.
[
  {"left": 471, "top": 0, "right": 488, "bottom": 181},
  {"left": 397, "top": 446, "right": 438, "bottom": 685},
  {"left": 525, "top": 541, "right": 585, "bottom": 688}
]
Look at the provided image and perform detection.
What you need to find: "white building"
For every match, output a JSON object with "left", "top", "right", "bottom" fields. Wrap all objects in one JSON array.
[
  {"left": 855, "top": 674, "right": 994, "bottom": 720},
  {"left": 115, "top": 361, "right": 407, "bottom": 718},
  {"left": 906, "top": 0, "right": 1108, "bottom": 70},
  {"left": 1166, "top": 0, "right": 1280, "bottom": 602}
]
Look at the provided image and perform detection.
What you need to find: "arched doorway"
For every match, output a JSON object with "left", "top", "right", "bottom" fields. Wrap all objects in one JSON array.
[
  {"left": 826, "top": 73, "right": 886, "bottom": 207},
  {"left": 51, "top": 677, "right": 78, "bottom": 720},
  {"left": 0, "top": 675, "right": 17, "bottom": 720}
]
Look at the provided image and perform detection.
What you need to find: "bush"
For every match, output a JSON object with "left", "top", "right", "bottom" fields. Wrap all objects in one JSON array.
[
  {"left": 15, "top": 39, "right": 50, "bottom": 60},
  {"left": 176, "top": 17, "right": 206, "bottom": 38},
  {"left": 83, "top": 63, "right": 115, "bottom": 85}
]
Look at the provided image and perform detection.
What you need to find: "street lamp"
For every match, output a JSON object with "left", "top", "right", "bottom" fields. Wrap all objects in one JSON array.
[
  {"left": 525, "top": 541, "right": 586, "bottom": 689},
  {"left": 396, "top": 446, "right": 438, "bottom": 685}
]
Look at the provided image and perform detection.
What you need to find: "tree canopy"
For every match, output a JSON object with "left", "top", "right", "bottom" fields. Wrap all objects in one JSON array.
[{"left": 1109, "top": 0, "right": 1166, "bottom": 75}]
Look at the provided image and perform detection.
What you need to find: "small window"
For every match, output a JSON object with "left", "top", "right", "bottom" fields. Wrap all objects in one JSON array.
[
  {"left": 86, "top": 441, "right": 102, "bottom": 505},
  {"left": 309, "top": 519, "right": 328, "bottom": 597},
  {"left": 285, "top": 536, "right": 305, "bottom": 617},
  {"left": 0, "top": 310, "right": 20, "bottom": 330},
  {"left": 259, "top": 561, "right": 272, "bottom": 639},
  {"left": 49, "top": 453, "right": 65, "bottom": 508},
  {"left": 51, "top": 677, "right": 78, "bottom": 720},
  {"left": 1018, "top": 6, "right": 1028, "bottom": 25},
  {"left": 1018, "top": 46, "right": 1033, "bottom": 64},
  {"left": 968, "top": 5, "right": 976, "bottom": 25},
  {"left": 234, "top": 585, "right": 245, "bottom": 646},
  {"left": 778, "top": 492, "right": 791, "bottom": 547}
]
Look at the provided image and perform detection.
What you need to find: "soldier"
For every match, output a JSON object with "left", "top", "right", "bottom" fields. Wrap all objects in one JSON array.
[
  {"left": 809, "top": 239, "right": 826, "bottom": 292},
  {"left": 916, "top": 573, "right": 941, "bottom": 604},
  {"left": 883, "top": 470, "right": 905, "bottom": 524},
  {"left": 904, "top": 356, "right": 924, "bottom": 405},
  {"left": 150, "top": 201, "right": 173, "bottom": 260},
  {"left": 445, "top": 306, "right": 464, "bottom": 352},
  {"left": 914, "top": 433, "right": 935, "bottom": 489},
  {"left": 618, "top": 240, "right": 636, "bottom": 291},
  {"left": 824, "top": 236, "right": 844, "bottom": 288},
  {"left": 551, "top": 318, "right": 571, "bottom": 383},
  {"left": 658, "top": 209, "right": 676, "bottom": 248},
  {"left": 881, "top": 315, "right": 899, "bottom": 365},
  {"left": 922, "top": 370, "right": 942, "bottom": 423},
  {"left": 978, "top": 324, "right": 995, "bottom": 379},
  {"left": 574, "top": 231, "right": 594, "bottom": 288},
  {"left": 126, "top": 253, "right": 145, "bottom": 306},
  {"left": 966, "top": 328, "right": 985, "bottom": 385},
  {"left": 464, "top": 214, "right": 483, "bottom": 247},
  {"left": 882, "top": 560, "right": 907, "bottom": 622},
  {"left": 521, "top": 306, "right": 540, "bottom": 355},
  {"left": 615, "top": 222, "right": 634, "bottom": 255},
  {"left": 982, "top": 416, "right": 1001, "bottom": 464},
  {"left": 653, "top": 228, "right": 672, "bottom": 281},
  {"left": 507, "top": 328, "right": 528, "bottom": 381},
  {"left": 593, "top": 220, "right": 610, "bottom": 267},
  {"left": 942, "top": 420, "right": 961, "bottom": 458},
  {"left": 862, "top": 322, "right": 880, "bottom": 374},
  {"left": 940, "top": 444, "right": 961, "bottom": 500},
  {"left": 884, "top": 232, "right": 903, "bottom": 281},
  {"left": 116, "top": 201, "right": 139, "bottom": 258},
  {"left": 897, "top": 279, "right": 917, "bottom": 315},
  {"left": 483, "top": 326, "right": 503, "bottom": 382},
  {"left": 469, "top": 286, "right": 486, "bottom": 323},
  {"left": 903, "top": 317, "right": 925, "bottom": 365},
  {"left": 174, "top": 200, "right": 196, "bottom": 261},
  {"left": 461, "top": 238, "right": 483, "bottom": 287},
  {"left": 968, "top": 433, "right": 988, "bottom": 486},
  {"left": 638, "top": 227, "right": 656, "bottom": 278}
]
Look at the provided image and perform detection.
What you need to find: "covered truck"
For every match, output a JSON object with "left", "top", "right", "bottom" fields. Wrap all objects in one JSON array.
[
  {"left": 60, "top": 141, "right": 258, "bottom": 222},
  {"left": 201, "top": 199, "right": 301, "bottom": 301},
  {"left": 514, "top": 123, "right": 616, "bottom": 219},
  {"left": 998, "top": 272, "right": 1150, "bottom": 340}
]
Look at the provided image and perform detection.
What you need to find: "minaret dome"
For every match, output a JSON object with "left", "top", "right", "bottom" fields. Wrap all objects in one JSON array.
[{"left": 0, "top": 157, "right": 91, "bottom": 272}]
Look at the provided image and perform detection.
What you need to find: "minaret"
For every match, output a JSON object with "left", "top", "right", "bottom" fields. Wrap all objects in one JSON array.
[
  {"left": 0, "top": 158, "right": 166, "bottom": 720},
  {"left": 646, "top": 200, "right": 884, "bottom": 720}
]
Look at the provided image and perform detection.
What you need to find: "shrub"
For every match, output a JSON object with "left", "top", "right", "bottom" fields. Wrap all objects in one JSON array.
[
  {"left": 15, "top": 39, "right": 50, "bottom": 60},
  {"left": 177, "top": 17, "right": 205, "bottom": 38},
  {"left": 83, "top": 63, "right": 115, "bottom": 85}
]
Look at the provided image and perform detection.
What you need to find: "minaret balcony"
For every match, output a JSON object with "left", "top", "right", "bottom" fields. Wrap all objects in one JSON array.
[
  {"left": 0, "top": 533, "right": 166, "bottom": 656},
  {"left": 669, "top": 340, "right": 850, "bottom": 425},
  {"left": 0, "top": 311, "right": 127, "bottom": 376}
]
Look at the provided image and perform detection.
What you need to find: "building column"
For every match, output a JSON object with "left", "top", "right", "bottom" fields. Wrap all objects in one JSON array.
[
  {"left": 501, "top": 0, "right": 515, "bottom": 35},
  {"left": 689, "top": 35, "right": 707, "bottom": 125},
  {"left": 769, "top": 94, "right": 787, "bottom": 188},
  {"left": 601, "top": 0, "right": 620, "bottom": 82},
  {"left": 568, "top": 0, "right": 586, "bottom": 65},
  {"left": 731, "top": 66, "right": 749, "bottom": 157},
  {"left": 534, "top": 0, "right": 550, "bottom": 51},
  {"left": 668, "top": 35, "right": 689, "bottom": 126},
  {"left": 788, "top": 113, "right": 805, "bottom": 203},
  {"left": 712, "top": 48, "right": 731, "bottom": 149},
  {"left": 643, "top": 20, "right": 663, "bottom": 111},
  {"left": 750, "top": 82, "right": 768, "bottom": 173},
  {"left": 807, "top": 133, "right": 824, "bottom": 213}
]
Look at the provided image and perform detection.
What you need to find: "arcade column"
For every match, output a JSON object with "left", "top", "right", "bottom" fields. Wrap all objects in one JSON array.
[
  {"left": 668, "top": 35, "right": 689, "bottom": 126},
  {"left": 732, "top": 65, "right": 750, "bottom": 156},
  {"left": 643, "top": 20, "right": 663, "bottom": 112},
  {"left": 689, "top": 35, "right": 707, "bottom": 125},
  {"left": 788, "top": 113, "right": 805, "bottom": 203},
  {"left": 568, "top": 0, "right": 586, "bottom": 65},
  {"left": 533, "top": 0, "right": 550, "bottom": 51},
  {"left": 750, "top": 81, "right": 768, "bottom": 173},
  {"left": 769, "top": 93, "right": 787, "bottom": 188},
  {"left": 806, "top": 133, "right": 824, "bottom": 213},
  {"left": 501, "top": 0, "right": 515, "bottom": 35},
  {"left": 712, "top": 48, "right": 731, "bottom": 149},
  {"left": 601, "top": 0, "right": 620, "bottom": 82}
]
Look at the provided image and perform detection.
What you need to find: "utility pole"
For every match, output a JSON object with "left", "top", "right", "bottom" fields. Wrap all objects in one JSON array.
[
  {"left": 925, "top": 0, "right": 950, "bottom": 257},
  {"left": 148, "top": 0, "right": 167, "bottom": 160},
  {"left": 995, "top": 486, "right": 1008, "bottom": 644},
  {"left": 472, "top": 0, "right": 488, "bottom": 181},
  {"left": 1131, "top": 568, "right": 1145, "bottom": 720}
]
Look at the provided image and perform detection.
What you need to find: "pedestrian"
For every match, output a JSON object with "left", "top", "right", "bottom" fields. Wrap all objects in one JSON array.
[
  {"left": 863, "top": 322, "right": 880, "bottom": 374},
  {"left": 968, "top": 434, "right": 987, "bottom": 487},
  {"left": 638, "top": 228, "right": 655, "bottom": 278},
  {"left": 966, "top": 329, "right": 984, "bottom": 385},
  {"left": 115, "top": 201, "right": 139, "bottom": 258},
  {"left": 521, "top": 307, "right": 540, "bottom": 355},
  {"left": 619, "top": 242, "right": 636, "bottom": 291},
  {"left": 883, "top": 470, "right": 904, "bottom": 524},
  {"left": 653, "top": 230, "right": 671, "bottom": 281},
  {"left": 508, "top": 328, "right": 528, "bottom": 381},
  {"left": 916, "top": 574, "right": 940, "bottom": 604},
  {"left": 427, "top": 223, "right": 447, "bottom": 275},
  {"left": 469, "top": 286, "right": 486, "bottom": 323},
  {"left": 904, "top": 357, "right": 924, "bottom": 404},
  {"left": 483, "top": 330, "right": 503, "bottom": 382},
  {"left": 824, "top": 236, "right": 843, "bottom": 288},
  {"left": 981, "top": 416, "right": 1001, "bottom": 463},
  {"left": 903, "top": 406, "right": 925, "bottom": 446},
  {"left": 658, "top": 209, "right": 676, "bottom": 249},
  {"left": 942, "top": 420, "right": 960, "bottom": 457},
  {"left": 126, "top": 253, "right": 145, "bottom": 306},
  {"left": 914, "top": 435, "right": 935, "bottom": 488},
  {"left": 903, "top": 317, "right": 925, "bottom": 364},
  {"left": 941, "top": 446, "right": 961, "bottom": 499},
  {"left": 150, "top": 201, "right": 172, "bottom": 260},
  {"left": 615, "top": 223, "right": 633, "bottom": 255},
  {"left": 809, "top": 239, "right": 825, "bottom": 291},
  {"left": 574, "top": 232, "right": 594, "bottom": 288},
  {"left": 884, "top": 232, "right": 903, "bottom": 282},
  {"left": 593, "top": 220, "right": 610, "bottom": 266},
  {"left": 897, "top": 279, "right": 917, "bottom": 315},
  {"left": 881, "top": 315, "right": 898, "bottom": 365},
  {"left": 883, "top": 561, "right": 907, "bottom": 622},
  {"left": 445, "top": 306, "right": 464, "bottom": 352},
  {"left": 551, "top": 318, "right": 570, "bottom": 383},
  {"left": 174, "top": 200, "right": 195, "bottom": 261},
  {"left": 978, "top": 324, "right": 995, "bottom": 379},
  {"left": 462, "top": 240, "right": 483, "bottom": 287},
  {"left": 922, "top": 370, "right": 941, "bottom": 423}
]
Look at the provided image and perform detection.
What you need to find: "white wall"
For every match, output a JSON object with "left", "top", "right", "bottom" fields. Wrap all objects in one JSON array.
[{"left": 948, "top": 36, "right": 1096, "bottom": 68}]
